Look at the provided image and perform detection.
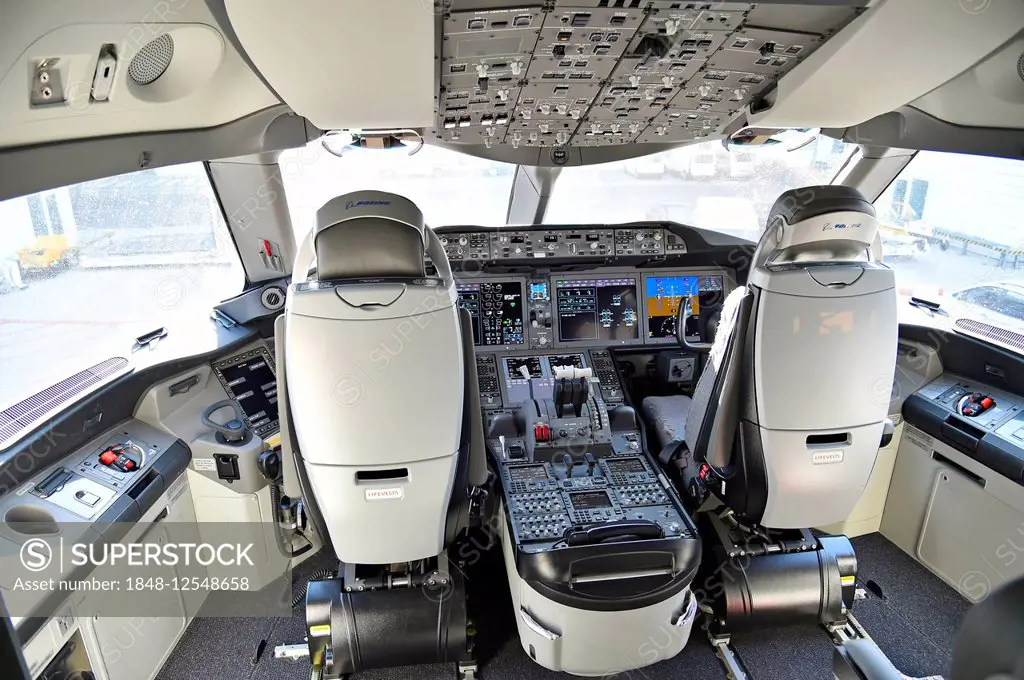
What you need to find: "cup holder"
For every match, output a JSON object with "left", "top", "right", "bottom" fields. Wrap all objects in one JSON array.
[{"left": 5, "top": 505, "right": 60, "bottom": 535}]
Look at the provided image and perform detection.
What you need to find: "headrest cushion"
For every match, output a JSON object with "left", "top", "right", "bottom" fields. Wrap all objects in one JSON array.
[
  {"left": 768, "top": 185, "right": 874, "bottom": 227},
  {"left": 313, "top": 191, "right": 426, "bottom": 280}
]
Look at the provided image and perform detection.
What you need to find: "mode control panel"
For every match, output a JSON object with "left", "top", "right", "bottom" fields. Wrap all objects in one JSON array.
[
  {"left": 615, "top": 227, "right": 665, "bottom": 256},
  {"left": 440, "top": 233, "right": 491, "bottom": 261}
]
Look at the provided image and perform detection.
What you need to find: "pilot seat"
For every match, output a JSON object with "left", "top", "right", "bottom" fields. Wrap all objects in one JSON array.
[
  {"left": 274, "top": 191, "right": 489, "bottom": 680},
  {"left": 643, "top": 186, "right": 899, "bottom": 643}
]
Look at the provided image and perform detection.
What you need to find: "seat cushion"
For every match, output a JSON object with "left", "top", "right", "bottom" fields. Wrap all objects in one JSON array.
[{"left": 642, "top": 395, "right": 692, "bottom": 456}]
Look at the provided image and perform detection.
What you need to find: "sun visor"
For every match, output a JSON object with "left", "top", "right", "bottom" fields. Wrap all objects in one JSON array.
[{"left": 223, "top": 0, "right": 435, "bottom": 130}]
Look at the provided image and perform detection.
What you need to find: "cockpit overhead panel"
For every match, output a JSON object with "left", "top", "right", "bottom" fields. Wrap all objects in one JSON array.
[{"left": 432, "top": 1, "right": 865, "bottom": 149}]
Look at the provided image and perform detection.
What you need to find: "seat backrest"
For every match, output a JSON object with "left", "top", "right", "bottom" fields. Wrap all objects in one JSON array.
[
  {"left": 280, "top": 190, "right": 468, "bottom": 564},
  {"left": 688, "top": 186, "right": 898, "bottom": 530}
]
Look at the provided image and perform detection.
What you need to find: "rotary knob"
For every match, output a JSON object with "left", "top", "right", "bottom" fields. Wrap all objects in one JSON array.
[{"left": 590, "top": 242, "right": 599, "bottom": 249}]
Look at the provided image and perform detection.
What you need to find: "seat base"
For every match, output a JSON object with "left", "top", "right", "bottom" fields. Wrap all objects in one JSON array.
[
  {"left": 305, "top": 554, "right": 472, "bottom": 679},
  {"left": 697, "top": 510, "right": 858, "bottom": 638},
  {"left": 641, "top": 394, "right": 692, "bottom": 457}
]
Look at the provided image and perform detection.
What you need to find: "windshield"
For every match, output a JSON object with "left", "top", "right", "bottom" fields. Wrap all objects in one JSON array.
[
  {"left": 873, "top": 150, "right": 1024, "bottom": 346},
  {"left": 280, "top": 143, "right": 515, "bottom": 241},
  {"left": 0, "top": 163, "right": 243, "bottom": 413},
  {"left": 544, "top": 136, "right": 856, "bottom": 237}
]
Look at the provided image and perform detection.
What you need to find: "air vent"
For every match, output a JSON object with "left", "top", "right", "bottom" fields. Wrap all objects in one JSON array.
[
  {"left": 261, "top": 286, "right": 286, "bottom": 311},
  {"left": 954, "top": 318, "right": 1024, "bottom": 354},
  {"left": 0, "top": 357, "right": 130, "bottom": 447},
  {"left": 128, "top": 33, "right": 174, "bottom": 86}
]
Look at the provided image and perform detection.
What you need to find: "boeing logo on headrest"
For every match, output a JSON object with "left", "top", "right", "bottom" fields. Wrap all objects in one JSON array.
[
  {"left": 345, "top": 199, "right": 391, "bottom": 210},
  {"left": 822, "top": 222, "right": 862, "bottom": 231}
]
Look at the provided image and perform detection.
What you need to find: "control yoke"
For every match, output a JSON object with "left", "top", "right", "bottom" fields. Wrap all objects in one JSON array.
[
  {"left": 676, "top": 295, "right": 713, "bottom": 351},
  {"left": 202, "top": 399, "right": 250, "bottom": 444}
]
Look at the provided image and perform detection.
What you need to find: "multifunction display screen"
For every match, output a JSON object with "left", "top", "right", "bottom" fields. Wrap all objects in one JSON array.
[
  {"left": 605, "top": 457, "right": 648, "bottom": 474},
  {"left": 555, "top": 278, "right": 639, "bottom": 343},
  {"left": 644, "top": 275, "right": 724, "bottom": 339},
  {"left": 546, "top": 354, "right": 585, "bottom": 370},
  {"left": 505, "top": 356, "right": 544, "bottom": 380},
  {"left": 509, "top": 465, "right": 550, "bottom": 482},
  {"left": 569, "top": 490, "right": 613, "bottom": 510},
  {"left": 457, "top": 281, "right": 525, "bottom": 346},
  {"left": 212, "top": 348, "right": 279, "bottom": 436}
]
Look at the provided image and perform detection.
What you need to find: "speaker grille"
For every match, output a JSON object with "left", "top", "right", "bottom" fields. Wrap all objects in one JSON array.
[
  {"left": 129, "top": 33, "right": 174, "bottom": 85},
  {"left": 1018, "top": 50, "right": 1024, "bottom": 82}
]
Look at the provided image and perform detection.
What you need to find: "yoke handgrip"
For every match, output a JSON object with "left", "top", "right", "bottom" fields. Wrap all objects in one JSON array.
[
  {"left": 201, "top": 399, "right": 249, "bottom": 443},
  {"left": 677, "top": 295, "right": 713, "bottom": 351},
  {"left": 565, "top": 520, "right": 664, "bottom": 546}
]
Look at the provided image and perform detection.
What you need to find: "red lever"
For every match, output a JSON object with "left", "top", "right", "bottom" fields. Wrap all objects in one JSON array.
[{"left": 534, "top": 424, "right": 550, "bottom": 442}]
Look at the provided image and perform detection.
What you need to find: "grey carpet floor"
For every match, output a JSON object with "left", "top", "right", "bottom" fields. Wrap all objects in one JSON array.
[{"left": 155, "top": 533, "right": 970, "bottom": 680}]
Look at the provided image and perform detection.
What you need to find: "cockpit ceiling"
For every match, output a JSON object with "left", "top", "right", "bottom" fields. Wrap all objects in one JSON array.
[{"left": 432, "top": 2, "right": 864, "bottom": 151}]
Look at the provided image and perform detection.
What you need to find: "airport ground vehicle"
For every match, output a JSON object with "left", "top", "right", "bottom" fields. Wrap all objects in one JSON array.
[{"left": 2, "top": 3, "right": 1024, "bottom": 680}]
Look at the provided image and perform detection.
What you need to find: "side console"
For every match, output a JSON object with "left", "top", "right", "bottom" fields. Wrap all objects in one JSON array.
[{"left": 485, "top": 353, "right": 700, "bottom": 676}]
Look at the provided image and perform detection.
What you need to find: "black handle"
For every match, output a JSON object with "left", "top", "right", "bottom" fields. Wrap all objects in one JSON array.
[
  {"left": 941, "top": 415, "right": 982, "bottom": 452},
  {"left": 565, "top": 520, "right": 664, "bottom": 546}
]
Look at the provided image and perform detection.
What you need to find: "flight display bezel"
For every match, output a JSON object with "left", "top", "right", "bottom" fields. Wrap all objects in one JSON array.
[
  {"left": 551, "top": 274, "right": 645, "bottom": 348},
  {"left": 211, "top": 344, "right": 280, "bottom": 438},
  {"left": 456, "top": 276, "right": 529, "bottom": 350},
  {"left": 641, "top": 269, "right": 730, "bottom": 345}
]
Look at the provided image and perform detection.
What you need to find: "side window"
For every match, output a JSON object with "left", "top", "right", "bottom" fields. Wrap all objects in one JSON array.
[
  {"left": 0, "top": 163, "right": 244, "bottom": 416},
  {"left": 874, "top": 151, "right": 1024, "bottom": 338}
]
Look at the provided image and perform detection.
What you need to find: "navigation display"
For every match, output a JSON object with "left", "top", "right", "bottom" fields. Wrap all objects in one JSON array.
[
  {"left": 555, "top": 278, "right": 639, "bottom": 344},
  {"left": 212, "top": 347, "right": 279, "bottom": 436},
  {"left": 457, "top": 281, "right": 525, "bottom": 346},
  {"left": 644, "top": 274, "right": 724, "bottom": 340}
]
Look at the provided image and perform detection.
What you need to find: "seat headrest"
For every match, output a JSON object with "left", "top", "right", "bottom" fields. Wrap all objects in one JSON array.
[
  {"left": 754, "top": 185, "right": 881, "bottom": 266},
  {"left": 313, "top": 190, "right": 427, "bottom": 280},
  {"left": 768, "top": 185, "right": 875, "bottom": 227}
]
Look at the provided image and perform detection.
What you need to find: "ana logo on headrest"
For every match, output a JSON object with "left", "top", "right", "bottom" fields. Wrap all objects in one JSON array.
[
  {"left": 822, "top": 222, "right": 862, "bottom": 231},
  {"left": 345, "top": 199, "right": 392, "bottom": 210}
]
